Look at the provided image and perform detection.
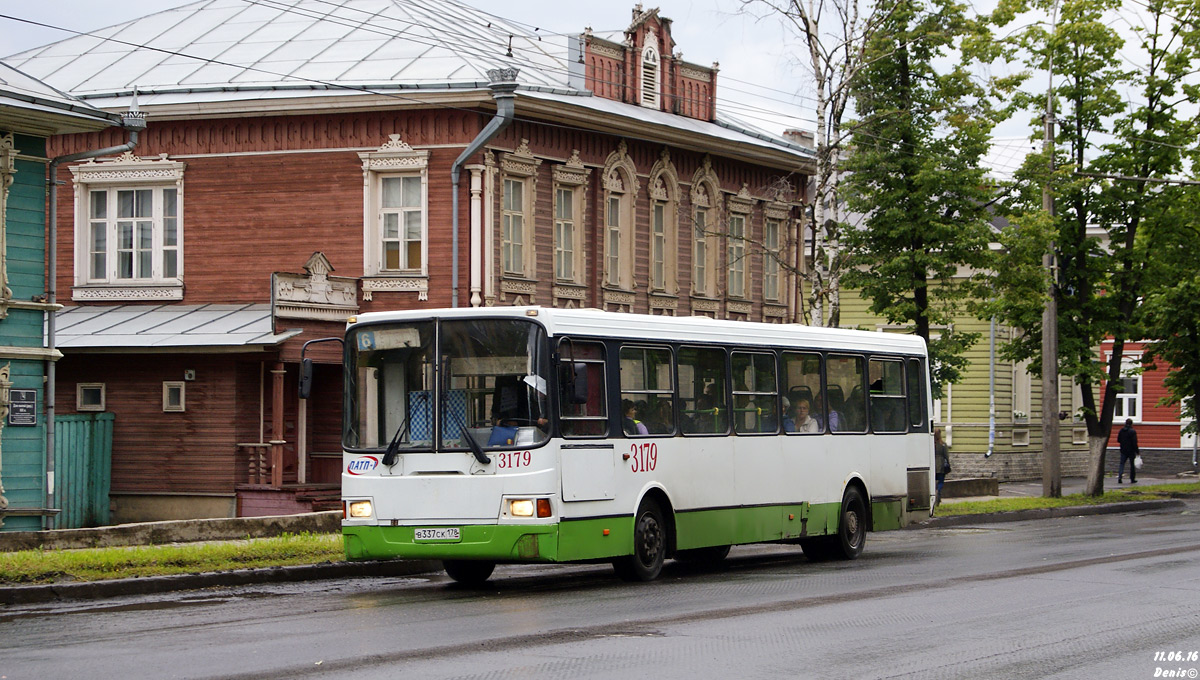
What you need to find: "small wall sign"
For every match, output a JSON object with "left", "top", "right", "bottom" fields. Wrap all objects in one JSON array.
[{"left": 8, "top": 389, "right": 36, "bottom": 426}]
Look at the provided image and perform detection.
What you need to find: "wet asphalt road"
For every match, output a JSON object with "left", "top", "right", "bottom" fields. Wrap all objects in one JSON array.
[{"left": 2, "top": 502, "right": 1198, "bottom": 680}]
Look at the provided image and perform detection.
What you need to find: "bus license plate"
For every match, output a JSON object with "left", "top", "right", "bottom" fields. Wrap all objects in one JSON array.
[{"left": 414, "top": 528, "right": 461, "bottom": 542}]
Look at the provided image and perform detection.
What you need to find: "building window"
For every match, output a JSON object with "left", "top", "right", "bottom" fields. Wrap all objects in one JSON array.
[
  {"left": 380, "top": 175, "right": 423, "bottom": 272},
  {"left": 640, "top": 39, "right": 661, "bottom": 109},
  {"left": 163, "top": 381, "right": 185, "bottom": 412},
  {"left": 1115, "top": 357, "right": 1142, "bottom": 421},
  {"left": 78, "top": 383, "right": 105, "bottom": 412},
  {"left": 359, "top": 135, "right": 430, "bottom": 282},
  {"left": 555, "top": 187, "right": 575, "bottom": 281},
  {"left": 763, "top": 218, "right": 781, "bottom": 302},
  {"left": 71, "top": 153, "right": 186, "bottom": 301},
  {"left": 727, "top": 213, "right": 747, "bottom": 299},
  {"left": 502, "top": 178, "right": 526, "bottom": 275},
  {"left": 86, "top": 187, "right": 180, "bottom": 282},
  {"left": 651, "top": 202, "right": 668, "bottom": 290},
  {"left": 551, "top": 153, "right": 590, "bottom": 291},
  {"left": 693, "top": 208, "right": 708, "bottom": 294},
  {"left": 601, "top": 142, "right": 638, "bottom": 294}
]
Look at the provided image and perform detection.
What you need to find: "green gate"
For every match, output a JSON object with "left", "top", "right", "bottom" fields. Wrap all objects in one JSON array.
[{"left": 53, "top": 413, "right": 114, "bottom": 529}]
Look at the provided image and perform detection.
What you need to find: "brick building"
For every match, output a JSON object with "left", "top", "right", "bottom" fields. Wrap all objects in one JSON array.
[{"left": 5, "top": 1, "right": 814, "bottom": 522}]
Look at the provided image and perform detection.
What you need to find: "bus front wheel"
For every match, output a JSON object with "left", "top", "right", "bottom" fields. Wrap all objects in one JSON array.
[
  {"left": 613, "top": 499, "right": 666, "bottom": 581},
  {"left": 443, "top": 559, "right": 495, "bottom": 585}
]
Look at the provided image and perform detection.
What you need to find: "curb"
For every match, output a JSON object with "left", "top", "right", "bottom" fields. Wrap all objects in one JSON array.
[
  {"left": 0, "top": 559, "right": 441, "bottom": 606},
  {"left": 912, "top": 499, "right": 1187, "bottom": 528}
]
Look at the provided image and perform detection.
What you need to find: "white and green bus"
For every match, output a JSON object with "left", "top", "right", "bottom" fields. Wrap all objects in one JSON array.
[{"left": 340, "top": 306, "right": 934, "bottom": 583}]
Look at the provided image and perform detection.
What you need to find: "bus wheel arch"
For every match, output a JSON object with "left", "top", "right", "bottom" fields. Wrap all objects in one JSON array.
[{"left": 612, "top": 488, "right": 674, "bottom": 582}]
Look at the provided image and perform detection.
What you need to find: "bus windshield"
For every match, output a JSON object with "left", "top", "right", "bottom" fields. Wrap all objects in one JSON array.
[{"left": 344, "top": 318, "right": 550, "bottom": 452}]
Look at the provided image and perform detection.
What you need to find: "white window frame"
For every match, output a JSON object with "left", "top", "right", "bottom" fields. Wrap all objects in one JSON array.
[
  {"left": 70, "top": 153, "right": 185, "bottom": 301},
  {"left": 1114, "top": 353, "right": 1143, "bottom": 422},
  {"left": 551, "top": 155, "right": 590, "bottom": 288},
  {"left": 601, "top": 142, "right": 638, "bottom": 292},
  {"left": 359, "top": 135, "right": 430, "bottom": 286},
  {"left": 77, "top": 383, "right": 106, "bottom": 412},
  {"left": 163, "top": 381, "right": 185, "bottom": 412},
  {"left": 501, "top": 177, "right": 528, "bottom": 276},
  {"left": 640, "top": 34, "right": 661, "bottom": 109},
  {"left": 554, "top": 186, "right": 577, "bottom": 282},
  {"left": 763, "top": 217, "right": 782, "bottom": 302},
  {"left": 727, "top": 212, "right": 747, "bottom": 299}
]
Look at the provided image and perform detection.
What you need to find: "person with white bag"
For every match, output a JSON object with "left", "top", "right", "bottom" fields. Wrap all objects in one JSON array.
[{"left": 1117, "top": 418, "right": 1140, "bottom": 484}]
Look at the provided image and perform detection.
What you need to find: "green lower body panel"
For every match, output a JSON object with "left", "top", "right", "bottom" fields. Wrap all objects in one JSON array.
[
  {"left": 344, "top": 498, "right": 900, "bottom": 564},
  {"left": 344, "top": 523, "right": 560, "bottom": 562},
  {"left": 870, "top": 498, "right": 906, "bottom": 531}
]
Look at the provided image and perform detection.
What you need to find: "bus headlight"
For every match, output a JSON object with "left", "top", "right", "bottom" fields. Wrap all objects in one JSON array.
[
  {"left": 348, "top": 500, "right": 373, "bottom": 518},
  {"left": 508, "top": 498, "right": 552, "bottom": 518},
  {"left": 510, "top": 499, "right": 535, "bottom": 517}
]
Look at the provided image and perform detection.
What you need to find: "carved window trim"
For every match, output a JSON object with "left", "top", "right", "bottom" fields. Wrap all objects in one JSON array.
[
  {"left": 602, "top": 141, "right": 639, "bottom": 293},
  {"left": 647, "top": 149, "right": 680, "bottom": 295},
  {"left": 690, "top": 157, "right": 722, "bottom": 299},
  {"left": 0, "top": 134, "right": 15, "bottom": 318},
  {"left": 499, "top": 140, "right": 541, "bottom": 280},
  {"left": 726, "top": 184, "right": 756, "bottom": 302},
  {"left": 640, "top": 31, "right": 661, "bottom": 110},
  {"left": 69, "top": 152, "right": 186, "bottom": 302},
  {"left": 359, "top": 134, "right": 430, "bottom": 282},
  {"left": 552, "top": 151, "right": 590, "bottom": 286}
]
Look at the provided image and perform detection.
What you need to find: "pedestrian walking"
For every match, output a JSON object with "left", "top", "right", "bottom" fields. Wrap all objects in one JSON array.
[
  {"left": 1117, "top": 418, "right": 1139, "bottom": 484},
  {"left": 934, "top": 428, "right": 950, "bottom": 506}
]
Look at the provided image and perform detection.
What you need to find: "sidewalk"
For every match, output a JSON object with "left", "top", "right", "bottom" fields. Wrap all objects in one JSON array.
[{"left": 940, "top": 474, "right": 1181, "bottom": 504}]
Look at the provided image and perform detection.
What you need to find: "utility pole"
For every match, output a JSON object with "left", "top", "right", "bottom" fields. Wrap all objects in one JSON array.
[{"left": 1041, "top": 4, "right": 1062, "bottom": 498}]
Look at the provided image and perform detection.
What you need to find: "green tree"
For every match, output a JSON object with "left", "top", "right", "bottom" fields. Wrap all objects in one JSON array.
[
  {"left": 990, "top": 0, "right": 1200, "bottom": 495},
  {"left": 840, "top": 0, "right": 1000, "bottom": 396}
]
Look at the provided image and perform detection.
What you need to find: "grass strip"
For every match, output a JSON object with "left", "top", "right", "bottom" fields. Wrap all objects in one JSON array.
[
  {"left": 0, "top": 532, "right": 344, "bottom": 585},
  {"left": 936, "top": 481, "right": 1200, "bottom": 517}
]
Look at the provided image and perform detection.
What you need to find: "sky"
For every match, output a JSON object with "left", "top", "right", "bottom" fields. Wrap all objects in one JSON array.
[{"left": 0, "top": 0, "right": 819, "bottom": 136}]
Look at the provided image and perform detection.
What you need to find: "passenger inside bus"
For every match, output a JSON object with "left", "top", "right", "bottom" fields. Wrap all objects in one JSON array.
[{"left": 622, "top": 400, "right": 649, "bottom": 435}]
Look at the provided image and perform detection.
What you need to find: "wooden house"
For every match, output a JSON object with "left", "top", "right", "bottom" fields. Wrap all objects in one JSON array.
[{"left": 5, "top": 1, "right": 814, "bottom": 522}]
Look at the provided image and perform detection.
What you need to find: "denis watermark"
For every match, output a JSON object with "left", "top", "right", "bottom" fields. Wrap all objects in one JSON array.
[{"left": 1153, "top": 650, "right": 1199, "bottom": 678}]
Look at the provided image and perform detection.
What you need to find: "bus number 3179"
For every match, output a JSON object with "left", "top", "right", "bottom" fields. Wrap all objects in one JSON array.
[{"left": 628, "top": 443, "right": 658, "bottom": 473}]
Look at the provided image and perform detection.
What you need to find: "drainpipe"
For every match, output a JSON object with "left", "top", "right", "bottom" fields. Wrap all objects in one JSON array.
[
  {"left": 451, "top": 68, "right": 519, "bottom": 308},
  {"left": 986, "top": 316, "right": 996, "bottom": 458},
  {"left": 43, "top": 97, "right": 145, "bottom": 529}
]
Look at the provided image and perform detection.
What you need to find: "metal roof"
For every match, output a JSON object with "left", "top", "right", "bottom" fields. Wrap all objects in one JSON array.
[
  {"left": 3, "top": 0, "right": 810, "bottom": 160},
  {"left": 54, "top": 303, "right": 301, "bottom": 350},
  {"left": 0, "top": 62, "right": 120, "bottom": 134}
]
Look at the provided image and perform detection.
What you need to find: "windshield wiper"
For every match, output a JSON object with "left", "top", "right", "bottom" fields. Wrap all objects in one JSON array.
[
  {"left": 381, "top": 416, "right": 409, "bottom": 467},
  {"left": 443, "top": 395, "right": 490, "bottom": 465}
]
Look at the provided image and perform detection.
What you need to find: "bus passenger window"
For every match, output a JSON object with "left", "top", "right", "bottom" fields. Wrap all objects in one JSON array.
[
  {"left": 619, "top": 346, "right": 674, "bottom": 437},
  {"left": 679, "top": 346, "right": 727, "bottom": 435},
  {"left": 783, "top": 352, "right": 823, "bottom": 434},
  {"left": 869, "top": 359, "right": 907, "bottom": 432},
  {"left": 907, "top": 358, "right": 925, "bottom": 428},
  {"left": 828, "top": 355, "right": 866, "bottom": 432},
  {"left": 559, "top": 341, "right": 608, "bottom": 438},
  {"left": 732, "top": 351, "right": 778, "bottom": 434}
]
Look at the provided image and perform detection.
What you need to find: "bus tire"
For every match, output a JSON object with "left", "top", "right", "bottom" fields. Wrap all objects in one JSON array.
[
  {"left": 675, "top": 545, "right": 731, "bottom": 564},
  {"left": 443, "top": 559, "right": 495, "bottom": 585},
  {"left": 613, "top": 499, "right": 666, "bottom": 581},
  {"left": 833, "top": 486, "right": 867, "bottom": 560},
  {"left": 798, "top": 538, "right": 832, "bottom": 562}
]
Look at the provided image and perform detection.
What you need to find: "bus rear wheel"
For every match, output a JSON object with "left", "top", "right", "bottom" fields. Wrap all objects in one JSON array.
[
  {"left": 613, "top": 499, "right": 666, "bottom": 581},
  {"left": 833, "top": 486, "right": 867, "bottom": 560},
  {"left": 443, "top": 559, "right": 495, "bottom": 585}
]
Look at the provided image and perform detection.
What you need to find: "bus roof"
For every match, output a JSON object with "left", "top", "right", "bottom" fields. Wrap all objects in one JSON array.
[{"left": 349, "top": 306, "right": 928, "bottom": 357}]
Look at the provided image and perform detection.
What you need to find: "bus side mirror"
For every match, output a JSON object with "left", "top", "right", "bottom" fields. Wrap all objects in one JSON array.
[
  {"left": 560, "top": 363, "right": 588, "bottom": 405},
  {"left": 299, "top": 358, "right": 314, "bottom": 400}
]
